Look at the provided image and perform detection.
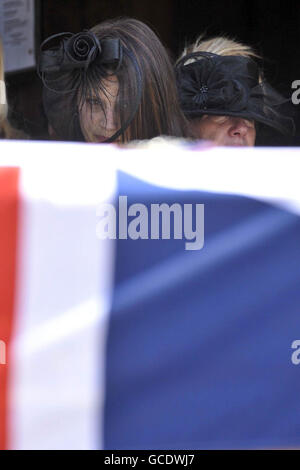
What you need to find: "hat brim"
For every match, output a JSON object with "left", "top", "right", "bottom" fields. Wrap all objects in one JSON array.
[{"left": 184, "top": 108, "right": 295, "bottom": 137}]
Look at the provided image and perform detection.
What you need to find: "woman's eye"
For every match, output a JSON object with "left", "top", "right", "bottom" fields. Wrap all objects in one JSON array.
[
  {"left": 213, "top": 116, "right": 228, "bottom": 124},
  {"left": 245, "top": 119, "right": 255, "bottom": 128},
  {"left": 87, "top": 98, "right": 102, "bottom": 107}
]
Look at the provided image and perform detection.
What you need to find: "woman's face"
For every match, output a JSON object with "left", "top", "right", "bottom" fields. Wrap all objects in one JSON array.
[
  {"left": 189, "top": 114, "right": 256, "bottom": 146},
  {"left": 79, "top": 75, "right": 119, "bottom": 143}
]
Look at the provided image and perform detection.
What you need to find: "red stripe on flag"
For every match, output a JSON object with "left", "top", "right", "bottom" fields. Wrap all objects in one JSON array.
[{"left": 0, "top": 168, "right": 20, "bottom": 450}]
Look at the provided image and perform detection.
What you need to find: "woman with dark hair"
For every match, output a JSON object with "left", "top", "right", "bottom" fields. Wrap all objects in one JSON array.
[{"left": 39, "top": 18, "right": 188, "bottom": 143}]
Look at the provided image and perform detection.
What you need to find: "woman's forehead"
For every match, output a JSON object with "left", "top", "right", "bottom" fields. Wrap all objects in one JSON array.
[{"left": 93, "top": 75, "right": 119, "bottom": 98}]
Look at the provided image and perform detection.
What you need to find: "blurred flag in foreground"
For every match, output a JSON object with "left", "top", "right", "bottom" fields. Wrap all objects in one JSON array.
[{"left": 0, "top": 139, "right": 300, "bottom": 449}]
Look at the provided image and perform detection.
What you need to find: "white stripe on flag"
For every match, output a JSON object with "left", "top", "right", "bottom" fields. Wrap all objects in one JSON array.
[
  {"left": 9, "top": 158, "right": 116, "bottom": 450},
  {"left": 115, "top": 145, "right": 300, "bottom": 215}
]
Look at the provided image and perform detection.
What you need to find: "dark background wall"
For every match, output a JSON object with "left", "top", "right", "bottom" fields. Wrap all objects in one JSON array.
[{"left": 6, "top": 0, "right": 300, "bottom": 144}]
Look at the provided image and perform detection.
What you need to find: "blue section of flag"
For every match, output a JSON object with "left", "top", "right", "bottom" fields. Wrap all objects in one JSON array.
[{"left": 104, "top": 171, "right": 300, "bottom": 449}]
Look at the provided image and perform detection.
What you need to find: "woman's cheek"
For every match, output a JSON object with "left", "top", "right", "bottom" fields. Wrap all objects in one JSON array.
[{"left": 79, "top": 109, "right": 95, "bottom": 142}]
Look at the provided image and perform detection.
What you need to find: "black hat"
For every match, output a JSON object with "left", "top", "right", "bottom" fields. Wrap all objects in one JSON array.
[
  {"left": 175, "top": 52, "right": 295, "bottom": 136},
  {"left": 38, "top": 31, "right": 142, "bottom": 142}
]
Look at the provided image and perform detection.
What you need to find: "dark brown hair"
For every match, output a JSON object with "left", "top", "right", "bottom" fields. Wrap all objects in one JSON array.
[{"left": 89, "top": 18, "right": 188, "bottom": 141}]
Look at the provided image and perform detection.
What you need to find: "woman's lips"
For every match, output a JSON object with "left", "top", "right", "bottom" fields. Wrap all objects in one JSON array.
[{"left": 95, "top": 135, "right": 108, "bottom": 143}]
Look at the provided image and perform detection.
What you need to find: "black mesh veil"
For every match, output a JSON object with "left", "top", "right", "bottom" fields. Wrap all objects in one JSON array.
[
  {"left": 38, "top": 31, "right": 142, "bottom": 142},
  {"left": 175, "top": 52, "right": 295, "bottom": 136}
]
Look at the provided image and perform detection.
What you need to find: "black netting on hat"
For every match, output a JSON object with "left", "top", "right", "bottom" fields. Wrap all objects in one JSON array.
[
  {"left": 175, "top": 52, "right": 295, "bottom": 136},
  {"left": 38, "top": 31, "right": 142, "bottom": 142}
]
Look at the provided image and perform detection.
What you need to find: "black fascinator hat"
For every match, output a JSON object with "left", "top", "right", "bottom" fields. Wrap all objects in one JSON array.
[
  {"left": 38, "top": 30, "right": 142, "bottom": 142},
  {"left": 175, "top": 52, "right": 295, "bottom": 136}
]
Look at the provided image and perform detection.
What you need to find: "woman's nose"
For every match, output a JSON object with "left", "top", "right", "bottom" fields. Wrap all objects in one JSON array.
[
  {"left": 101, "top": 106, "right": 116, "bottom": 131},
  {"left": 228, "top": 118, "right": 248, "bottom": 137}
]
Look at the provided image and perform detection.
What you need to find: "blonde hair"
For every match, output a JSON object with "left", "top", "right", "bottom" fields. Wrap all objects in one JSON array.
[
  {"left": 0, "top": 38, "right": 27, "bottom": 139},
  {"left": 180, "top": 35, "right": 259, "bottom": 60},
  {"left": 177, "top": 35, "right": 263, "bottom": 82}
]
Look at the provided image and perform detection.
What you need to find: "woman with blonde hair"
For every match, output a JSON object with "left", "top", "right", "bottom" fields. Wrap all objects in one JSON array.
[{"left": 176, "top": 35, "right": 294, "bottom": 146}]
